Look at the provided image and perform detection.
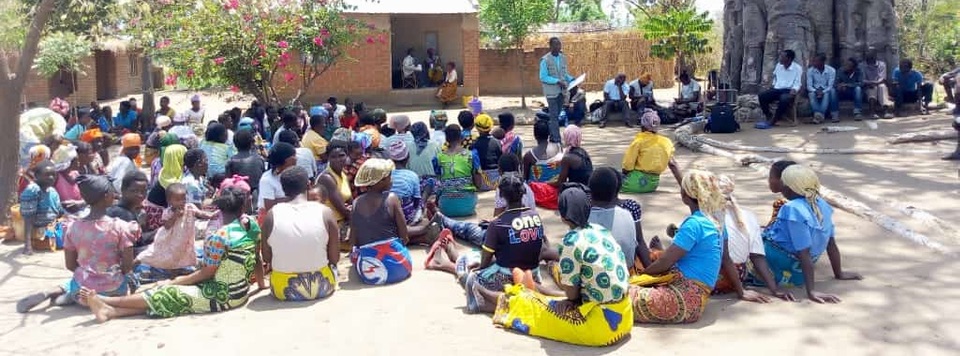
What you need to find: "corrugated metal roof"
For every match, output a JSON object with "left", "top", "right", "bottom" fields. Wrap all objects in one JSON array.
[{"left": 345, "top": 0, "right": 478, "bottom": 14}]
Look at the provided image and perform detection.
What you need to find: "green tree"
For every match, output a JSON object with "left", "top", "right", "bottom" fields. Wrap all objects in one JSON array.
[
  {"left": 556, "top": 0, "right": 607, "bottom": 23},
  {"left": 480, "top": 0, "right": 554, "bottom": 108},
  {"left": 635, "top": 4, "right": 713, "bottom": 78},
  {"left": 897, "top": 0, "right": 960, "bottom": 76},
  {"left": 124, "top": 0, "right": 371, "bottom": 105}
]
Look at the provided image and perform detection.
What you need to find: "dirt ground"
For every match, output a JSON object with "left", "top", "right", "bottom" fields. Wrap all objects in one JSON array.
[{"left": 1, "top": 90, "right": 958, "bottom": 355}]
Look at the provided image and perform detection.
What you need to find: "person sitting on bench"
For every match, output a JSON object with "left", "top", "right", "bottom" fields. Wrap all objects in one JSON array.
[
  {"left": 892, "top": 59, "right": 934, "bottom": 116},
  {"left": 600, "top": 73, "right": 630, "bottom": 128},
  {"left": 756, "top": 50, "right": 803, "bottom": 129},
  {"left": 671, "top": 72, "right": 702, "bottom": 119}
]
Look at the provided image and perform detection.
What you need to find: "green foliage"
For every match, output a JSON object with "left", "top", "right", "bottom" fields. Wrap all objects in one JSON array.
[
  {"left": 897, "top": 0, "right": 960, "bottom": 75},
  {"left": 637, "top": 5, "right": 712, "bottom": 74},
  {"left": 480, "top": 0, "right": 554, "bottom": 48},
  {"left": 123, "top": 0, "right": 373, "bottom": 104},
  {"left": 557, "top": 0, "right": 606, "bottom": 22},
  {"left": 31, "top": 31, "right": 91, "bottom": 76},
  {"left": 19, "top": 0, "right": 117, "bottom": 39},
  {"left": 687, "top": 12, "right": 722, "bottom": 76},
  {"left": 0, "top": 0, "right": 26, "bottom": 49}
]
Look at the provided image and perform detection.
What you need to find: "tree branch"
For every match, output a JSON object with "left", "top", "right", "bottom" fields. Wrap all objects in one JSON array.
[{"left": 13, "top": 0, "right": 58, "bottom": 93}]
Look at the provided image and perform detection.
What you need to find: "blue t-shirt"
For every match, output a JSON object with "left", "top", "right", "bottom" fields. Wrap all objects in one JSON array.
[
  {"left": 769, "top": 197, "right": 835, "bottom": 258},
  {"left": 672, "top": 210, "right": 724, "bottom": 288},
  {"left": 114, "top": 111, "right": 137, "bottom": 130},
  {"left": 892, "top": 68, "right": 924, "bottom": 92},
  {"left": 19, "top": 182, "right": 63, "bottom": 227}
]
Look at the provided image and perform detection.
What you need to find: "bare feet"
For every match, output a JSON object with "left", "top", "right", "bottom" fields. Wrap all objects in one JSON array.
[
  {"left": 79, "top": 288, "right": 113, "bottom": 323},
  {"left": 649, "top": 235, "right": 663, "bottom": 250}
]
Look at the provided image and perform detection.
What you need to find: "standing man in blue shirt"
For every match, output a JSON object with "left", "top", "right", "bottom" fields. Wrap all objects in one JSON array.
[
  {"left": 891, "top": 59, "right": 934, "bottom": 116},
  {"left": 600, "top": 73, "right": 630, "bottom": 128},
  {"left": 539, "top": 37, "right": 574, "bottom": 143}
]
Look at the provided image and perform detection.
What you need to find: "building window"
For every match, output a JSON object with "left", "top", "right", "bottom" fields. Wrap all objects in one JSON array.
[{"left": 129, "top": 54, "right": 139, "bottom": 77}]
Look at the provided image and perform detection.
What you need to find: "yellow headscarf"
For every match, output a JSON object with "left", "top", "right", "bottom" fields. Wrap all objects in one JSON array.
[
  {"left": 159, "top": 144, "right": 187, "bottom": 188},
  {"left": 717, "top": 174, "right": 746, "bottom": 232},
  {"left": 354, "top": 158, "right": 395, "bottom": 187},
  {"left": 781, "top": 165, "right": 823, "bottom": 222},
  {"left": 681, "top": 169, "right": 726, "bottom": 230}
]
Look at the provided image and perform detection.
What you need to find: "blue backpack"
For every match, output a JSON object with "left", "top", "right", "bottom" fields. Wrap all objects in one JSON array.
[{"left": 706, "top": 103, "right": 739, "bottom": 133}]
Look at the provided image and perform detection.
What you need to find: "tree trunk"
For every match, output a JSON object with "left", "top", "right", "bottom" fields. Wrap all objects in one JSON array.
[
  {"left": 0, "top": 0, "right": 58, "bottom": 223},
  {"left": 140, "top": 54, "right": 156, "bottom": 132},
  {"left": 721, "top": 0, "right": 899, "bottom": 93},
  {"left": 518, "top": 48, "right": 527, "bottom": 109}
]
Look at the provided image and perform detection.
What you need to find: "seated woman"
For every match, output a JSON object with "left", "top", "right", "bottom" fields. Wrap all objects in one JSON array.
[
  {"left": 621, "top": 109, "right": 675, "bottom": 193},
  {"left": 199, "top": 123, "right": 236, "bottom": 178},
  {"left": 408, "top": 122, "right": 441, "bottom": 201},
  {"left": 386, "top": 140, "right": 440, "bottom": 245},
  {"left": 630, "top": 169, "right": 769, "bottom": 325},
  {"left": 51, "top": 145, "right": 87, "bottom": 215},
  {"left": 526, "top": 125, "right": 593, "bottom": 209},
  {"left": 588, "top": 167, "right": 650, "bottom": 269},
  {"left": 77, "top": 185, "right": 265, "bottom": 322},
  {"left": 472, "top": 114, "right": 502, "bottom": 192},
  {"left": 436, "top": 124, "right": 481, "bottom": 217},
  {"left": 758, "top": 164, "right": 861, "bottom": 303},
  {"left": 349, "top": 159, "right": 413, "bottom": 285},
  {"left": 766, "top": 160, "right": 797, "bottom": 226},
  {"left": 436, "top": 62, "right": 459, "bottom": 107},
  {"left": 474, "top": 186, "right": 632, "bottom": 347},
  {"left": 262, "top": 166, "right": 341, "bottom": 301},
  {"left": 318, "top": 144, "right": 353, "bottom": 250},
  {"left": 522, "top": 120, "right": 562, "bottom": 183}
]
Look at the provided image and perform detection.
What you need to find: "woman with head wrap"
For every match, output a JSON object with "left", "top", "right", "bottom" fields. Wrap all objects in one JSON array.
[
  {"left": 106, "top": 133, "right": 142, "bottom": 193},
  {"left": 51, "top": 145, "right": 87, "bottom": 214},
  {"left": 628, "top": 168, "right": 771, "bottom": 325},
  {"left": 621, "top": 109, "right": 675, "bottom": 194},
  {"left": 143, "top": 144, "right": 188, "bottom": 233},
  {"left": 408, "top": 121, "right": 442, "bottom": 199},
  {"left": 349, "top": 158, "right": 414, "bottom": 285},
  {"left": 436, "top": 124, "right": 481, "bottom": 217},
  {"left": 258, "top": 142, "right": 298, "bottom": 213},
  {"left": 149, "top": 133, "right": 180, "bottom": 186},
  {"left": 76, "top": 185, "right": 265, "bottom": 322},
  {"left": 479, "top": 185, "right": 632, "bottom": 346},
  {"left": 760, "top": 165, "right": 861, "bottom": 304},
  {"left": 380, "top": 115, "right": 415, "bottom": 152},
  {"left": 472, "top": 114, "right": 503, "bottom": 191},
  {"left": 15, "top": 174, "right": 141, "bottom": 313}
]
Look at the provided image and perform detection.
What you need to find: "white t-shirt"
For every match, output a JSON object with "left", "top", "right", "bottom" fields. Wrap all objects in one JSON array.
[
  {"left": 680, "top": 80, "right": 702, "bottom": 101},
  {"left": 724, "top": 208, "right": 764, "bottom": 264},
  {"left": 295, "top": 147, "right": 317, "bottom": 178},
  {"left": 430, "top": 129, "right": 446, "bottom": 147},
  {"left": 257, "top": 170, "right": 284, "bottom": 210},
  {"left": 268, "top": 196, "right": 330, "bottom": 273}
]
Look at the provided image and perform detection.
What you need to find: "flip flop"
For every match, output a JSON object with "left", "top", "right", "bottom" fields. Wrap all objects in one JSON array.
[
  {"left": 464, "top": 272, "right": 482, "bottom": 314},
  {"left": 16, "top": 292, "right": 49, "bottom": 313},
  {"left": 423, "top": 229, "right": 451, "bottom": 269},
  {"left": 754, "top": 121, "right": 774, "bottom": 130},
  {"left": 512, "top": 268, "right": 537, "bottom": 290}
]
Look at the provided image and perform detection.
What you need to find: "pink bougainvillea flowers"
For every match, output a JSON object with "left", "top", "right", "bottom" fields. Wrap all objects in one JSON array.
[
  {"left": 283, "top": 72, "right": 296, "bottom": 83},
  {"left": 186, "top": 69, "right": 195, "bottom": 78},
  {"left": 164, "top": 74, "right": 178, "bottom": 86},
  {"left": 229, "top": 85, "right": 240, "bottom": 93},
  {"left": 214, "top": 57, "right": 226, "bottom": 65},
  {"left": 313, "top": 36, "right": 325, "bottom": 47},
  {"left": 366, "top": 36, "right": 375, "bottom": 44},
  {"left": 277, "top": 40, "right": 289, "bottom": 49},
  {"left": 223, "top": 0, "right": 239, "bottom": 11}
]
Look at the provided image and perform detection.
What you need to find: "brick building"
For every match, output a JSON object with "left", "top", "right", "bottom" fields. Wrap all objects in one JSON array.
[
  {"left": 20, "top": 42, "right": 159, "bottom": 107},
  {"left": 281, "top": 0, "right": 480, "bottom": 106}
]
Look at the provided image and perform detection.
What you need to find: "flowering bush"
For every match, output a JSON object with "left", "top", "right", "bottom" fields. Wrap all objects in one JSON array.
[{"left": 126, "top": 0, "right": 373, "bottom": 104}]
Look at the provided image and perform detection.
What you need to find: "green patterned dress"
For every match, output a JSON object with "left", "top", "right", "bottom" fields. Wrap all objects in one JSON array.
[{"left": 142, "top": 218, "right": 261, "bottom": 318}]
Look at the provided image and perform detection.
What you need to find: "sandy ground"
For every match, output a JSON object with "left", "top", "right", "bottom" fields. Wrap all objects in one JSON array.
[{"left": 1, "top": 91, "right": 958, "bottom": 355}]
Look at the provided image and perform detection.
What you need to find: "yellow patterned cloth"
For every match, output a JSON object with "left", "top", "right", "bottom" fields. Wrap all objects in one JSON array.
[
  {"left": 269, "top": 265, "right": 337, "bottom": 301},
  {"left": 492, "top": 284, "right": 633, "bottom": 347}
]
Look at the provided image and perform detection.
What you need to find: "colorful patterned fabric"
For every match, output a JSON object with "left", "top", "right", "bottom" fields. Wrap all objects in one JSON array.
[
  {"left": 19, "top": 183, "right": 63, "bottom": 227},
  {"left": 142, "top": 218, "right": 261, "bottom": 318},
  {"left": 131, "top": 265, "right": 196, "bottom": 291},
  {"left": 557, "top": 224, "right": 630, "bottom": 303},
  {"left": 629, "top": 272, "right": 711, "bottom": 324},
  {"left": 712, "top": 263, "right": 746, "bottom": 295},
  {"left": 350, "top": 237, "right": 412, "bottom": 285},
  {"left": 756, "top": 235, "right": 819, "bottom": 287},
  {"left": 136, "top": 204, "right": 200, "bottom": 270},
  {"left": 437, "top": 149, "right": 477, "bottom": 217},
  {"left": 621, "top": 170, "right": 661, "bottom": 194},
  {"left": 269, "top": 265, "right": 337, "bottom": 301},
  {"left": 478, "top": 168, "right": 501, "bottom": 192},
  {"left": 63, "top": 216, "right": 139, "bottom": 293},
  {"left": 492, "top": 284, "right": 633, "bottom": 347}
]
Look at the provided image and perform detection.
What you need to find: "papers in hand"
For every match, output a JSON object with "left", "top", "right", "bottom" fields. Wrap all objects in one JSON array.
[{"left": 569, "top": 73, "right": 586, "bottom": 89}]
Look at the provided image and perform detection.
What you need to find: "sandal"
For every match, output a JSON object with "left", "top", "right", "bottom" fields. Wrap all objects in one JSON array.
[
  {"left": 423, "top": 229, "right": 451, "bottom": 269},
  {"left": 754, "top": 121, "right": 774, "bottom": 130},
  {"left": 16, "top": 292, "right": 50, "bottom": 313}
]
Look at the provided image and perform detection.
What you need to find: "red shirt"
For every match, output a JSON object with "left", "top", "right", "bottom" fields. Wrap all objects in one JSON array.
[{"left": 340, "top": 114, "right": 358, "bottom": 131}]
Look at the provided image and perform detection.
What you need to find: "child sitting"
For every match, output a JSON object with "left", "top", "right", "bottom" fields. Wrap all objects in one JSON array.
[
  {"left": 496, "top": 112, "right": 523, "bottom": 160},
  {"left": 19, "top": 161, "right": 64, "bottom": 254},
  {"left": 107, "top": 171, "right": 153, "bottom": 250},
  {"left": 455, "top": 110, "right": 477, "bottom": 149},
  {"left": 133, "top": 183, "right": 217, "bottom": 287},
  {"left": 349, "top": 159, "right": 413, "bottom": 285},
  {"left": 472, "top": 114, "right": 502, "bottom": 191},
  {"left": 16, "top": 175, "right": 139, "bottom": 313}
]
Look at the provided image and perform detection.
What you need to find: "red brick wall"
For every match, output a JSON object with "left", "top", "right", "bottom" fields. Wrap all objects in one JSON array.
[
  {"left": 479, "top": 48, "right": 548, "bottom": 96},
  {"left": 19, "top": 50, "right": 144, "bottom": 107},
  {"left": 460, "top": 16, "right": 480, "bottom": 97}
]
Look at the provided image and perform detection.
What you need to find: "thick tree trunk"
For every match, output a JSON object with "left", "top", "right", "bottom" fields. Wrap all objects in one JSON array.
[
  {"left": 140, "top": 54, "right": 156, "bottom": 132},
  {"left": 1, "top": 0, "right": 58, "bottom": 223},
  {"left": 721, "top": 0, "right": 899, "bottom": 94}
]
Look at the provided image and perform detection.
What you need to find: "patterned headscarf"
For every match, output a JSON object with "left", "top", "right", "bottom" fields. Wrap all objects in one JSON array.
[
  {"left": 563, "top": 125, "right": 582, "bottom": 148},
  {"left": 781, "top": 165, "right": 824, "bottom": 222},
  {"left": 332, "top": 127, "right": 353, "bottom": 143},
  {"left": 681, "top": 169, "right": 726, "bottom": 229},
  {"left": 219, "top": 174, "right": 251, "bottom": 193},
  {"left": 353, "top": 131, "right": 373, "bottom": 152},
  {"left": 389, "top": 115, "right": 411, "bottom": 131},
  {"left": 27, "top": 145, "right": 51, "bottom": 170},
  {"left": 388, "top": 140, "right": 410, "bottom": 161},
  {"left": 410, "top": 122, "right": 430, "bottom": 154},
  {"left": 354, "top": 158, "right": 395, "bottom": 187},
  {"left": 717, "top": 174, "right": 746, "bottom": 232},
  {"left": 51, "top": 145, "right": 77, "bottom": 172},
  {"left": 640, "top": 109, "right": 660, "bottom": 131}
]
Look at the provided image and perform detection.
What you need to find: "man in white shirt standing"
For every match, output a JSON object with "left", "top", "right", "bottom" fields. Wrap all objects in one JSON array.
[
  {"left": 671, "top": 72, "right": 702, "bottom": 119},
  {"left": 756, "top": 50, "right": 803, "bottom": 129},
  {"left": 806, "top": 53, "right": 837, "bottom": 123},
  {"left": 601, "top": 73, "right": 630, "bottom": 128}
]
